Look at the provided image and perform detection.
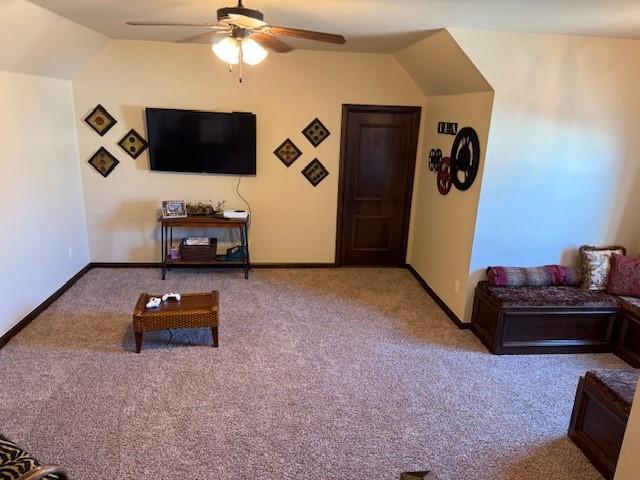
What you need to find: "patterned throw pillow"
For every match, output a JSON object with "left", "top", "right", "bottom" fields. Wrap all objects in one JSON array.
[
  {"left": 486, "top": 265, "right": 581, "bottom": 287},
  {"left": 607, "top": 254, "right": 640, "bottom": 297},
  {"left": 0, "top": 435, "right": 62, "bottom": 479},
  {"left": 580, "top": 245, "right": 626, "bottom": 291}
]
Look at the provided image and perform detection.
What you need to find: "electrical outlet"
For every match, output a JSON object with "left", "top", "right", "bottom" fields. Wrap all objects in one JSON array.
[
  {"left": 454, "top": 280, "right": 460, "bottom": 294},
  {"left": 68, "top": 247, "right": 74, "bottom": 259}
]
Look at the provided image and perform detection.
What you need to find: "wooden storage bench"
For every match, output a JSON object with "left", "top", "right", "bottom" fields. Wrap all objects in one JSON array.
[
  {"left": 569, "top": 369, "right": 639, "bottom": 480},
  {"left": 614, "top": 297, "right": 640, "bottom": 367},
  {"left": 471, "top": 281, "right": 619, "bottom": 354}
]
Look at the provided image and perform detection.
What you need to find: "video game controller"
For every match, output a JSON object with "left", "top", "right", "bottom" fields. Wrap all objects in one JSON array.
[
  {"left": 146, "top": 297, "right": 161, "bottom": 309},
  {"left": 162, "top": 292, "right": 181, "bottom": 302}
]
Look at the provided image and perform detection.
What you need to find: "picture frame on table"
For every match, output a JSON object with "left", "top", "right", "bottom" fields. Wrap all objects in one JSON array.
[{"left": 162, "top": 200, "right": 188, "bottom": 219}]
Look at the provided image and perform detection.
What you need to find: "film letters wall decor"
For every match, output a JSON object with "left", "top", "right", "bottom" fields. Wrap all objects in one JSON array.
[{"left": 437, "top": 122, "right": 458, "bottom": 135}]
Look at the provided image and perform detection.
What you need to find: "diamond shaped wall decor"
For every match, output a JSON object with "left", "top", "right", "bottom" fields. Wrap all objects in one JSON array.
[
  {"left": 118, "top": 129, "right": 149, "bottom": 159},
  {"left": 301, "top": 158, "right": 329, "bottom": 187},
  {"left": 88, "top": 147, "right": 119, "bottom": 178},
  {"left": 84, "top": 104, "right": 117, "bottom": 136},
  {"left": 302, "top": 117, "right": 330, "bottom": 147},
  {"left": 274, "top": 138, "right": 302, "bottom": 167}
]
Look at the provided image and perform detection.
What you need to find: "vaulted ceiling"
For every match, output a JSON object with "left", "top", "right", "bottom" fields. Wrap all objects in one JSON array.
[
  {"left": 27, "top": 0, "right": 640, "bottom": 53},
  {"left": 1, "top": 0, "right": 108, "bottom": 79}
]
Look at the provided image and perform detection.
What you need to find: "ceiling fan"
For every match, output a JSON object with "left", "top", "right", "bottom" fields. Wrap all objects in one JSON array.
[{"left": 127, "top": 0, "right": 346, "bottom": 81}]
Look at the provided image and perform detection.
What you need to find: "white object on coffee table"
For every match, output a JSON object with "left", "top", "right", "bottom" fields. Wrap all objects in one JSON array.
[
  {"left": 146, "top": 297, "right": 161, "bottom": 309},
  {"left": 162, "top": 292, "right": 181, "bottom": 302}
]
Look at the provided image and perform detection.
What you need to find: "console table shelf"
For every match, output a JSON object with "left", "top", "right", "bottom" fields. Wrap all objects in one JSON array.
[
  {"left": 159, "top": 215, "right": 250, "bottom": 279},
  {"left": 165, "top": 259, "right": 245, "bottom": 266}
]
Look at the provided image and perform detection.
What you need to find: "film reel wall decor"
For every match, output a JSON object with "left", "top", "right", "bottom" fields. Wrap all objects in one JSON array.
[
  {"left": 428, "top": 125, "right": 481, "bottom": 196},
  {"left": 437, "top": 157, "right": 452, "bottom": 195},
  {"left": 450, "top": 127, "right": 480, "bottom": 191},
  {"left": 428, "top": 148, "right": 442, "bottom": 172}
]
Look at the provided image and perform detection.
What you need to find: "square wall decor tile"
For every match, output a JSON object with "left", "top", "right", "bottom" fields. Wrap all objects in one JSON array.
[
  {"left": 84, "top": 104, "right": 117, "bottom": 136},
  {"left": 301, "top": 158, "right": 329, "bottom": 187},
  {"left": 118, "top": 129, "right": 149, "bottom": 159},
  {"left": 302, "top": 117, "right": 330, "bottom": 147},
  {"left": 88, "top": 147, "right": 119, "bottom": 177},
  {"left": 274, "top": 138, "right": 302, "bottom": 167}
]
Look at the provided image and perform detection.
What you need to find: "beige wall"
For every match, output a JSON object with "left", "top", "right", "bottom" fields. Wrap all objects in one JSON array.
[
  {"left": 72, "top": 40, "right": 426, "bottom": 263},
  {"left": 615, "top": 380, "right": 640, "bottom": 479},
  {"left": 394, "top": 29, "right": 494, "bottom": 321},
  {"left": 0, "top": 0, "right": 104, "bottom": 338},
  {"left": 407, "top": 92, "right": 494, "bottom": 319},
  {"left": 0, "top": 0, "right": 107, "bottom": 79},
  {"left": 448, "top": 30, "right": 640, "bottom": 320},
  {"left": 394, "top": 29, "right": 491, "bottom": 96},
  {"left": 0, "top": 70, "right": 90, "bottom": 337}
]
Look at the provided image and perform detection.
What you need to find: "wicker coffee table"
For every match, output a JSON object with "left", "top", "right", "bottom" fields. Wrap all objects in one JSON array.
[{"left": 132, "top": 291, "right": 219, "bottom": 352}]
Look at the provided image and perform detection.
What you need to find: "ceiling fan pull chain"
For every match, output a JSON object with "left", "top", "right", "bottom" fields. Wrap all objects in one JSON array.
[{"left": 239, "top": 46, "right": 244, "bottom": 83}]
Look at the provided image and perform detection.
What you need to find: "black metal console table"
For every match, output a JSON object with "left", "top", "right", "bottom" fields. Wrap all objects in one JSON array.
[{"left": 159, "top": 216, "right": 250, "bottom": 280}]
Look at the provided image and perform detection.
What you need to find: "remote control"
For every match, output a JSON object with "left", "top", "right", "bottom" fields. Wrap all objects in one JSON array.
[
  {"left": 162, "top": 292, "right": 181, "bottom": 302},
  {"left": 146, "top": 297, "right": 161, "bottom": 309}
]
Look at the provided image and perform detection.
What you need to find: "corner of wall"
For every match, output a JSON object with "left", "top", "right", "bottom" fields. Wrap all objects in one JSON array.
[
  {"left": 69, "top": 90, "right": 92, "bottom": 264},
  {"left": 615, "top": 380, "right": 640, "bottom": 479},
  {"left": 398, "top": 29, "right": 495, "bottom": 321},
  {"left": 451, "top": 29, "right": 640, "bottom": 321},
  {"left": 0, "top": 71, "right": 94, "bottom": 338},
  {"left": 393, "top": 28, "right": 492, "bottom": 97}
]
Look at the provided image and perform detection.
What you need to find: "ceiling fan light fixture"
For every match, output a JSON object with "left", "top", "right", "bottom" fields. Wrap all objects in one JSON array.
[
  {"left": 241, "top": 38, "right": 268, "bottom": 65},
  {"left": 128, "top": 0, "right": 346, "bottom": 78},
  {"left": 212, "top": 36, "right": 240, "bottom": 64}
]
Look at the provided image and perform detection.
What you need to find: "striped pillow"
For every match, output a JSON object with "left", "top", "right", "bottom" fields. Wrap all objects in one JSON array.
[{"left": 487, "top": 265, "right": 582, "bottom": 287}]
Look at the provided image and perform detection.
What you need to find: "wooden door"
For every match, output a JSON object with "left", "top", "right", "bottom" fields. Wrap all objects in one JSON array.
[{"left": 336, "top": 105, "right": 421, "bottom": 266}]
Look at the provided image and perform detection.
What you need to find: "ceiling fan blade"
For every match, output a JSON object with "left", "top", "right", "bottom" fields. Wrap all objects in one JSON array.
[
  {"left": 126, "top": 21, "right": 226, "bottom": 28},
  {"left": 177, "top": 31, "right": 228, "bottom": 44},
  {"left": 267, "top": 26, "right": 346, "bottom": 44},
  {"left": 221, "top": 13, "right": 266, "bottom": 30},
  {"left": 251, "top": 33, "right": 294, "bottom": 53}
]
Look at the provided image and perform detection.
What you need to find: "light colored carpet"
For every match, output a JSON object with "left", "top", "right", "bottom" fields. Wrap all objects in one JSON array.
[{"left": 0, "top": 268, "right": 626, "bottom": 479}]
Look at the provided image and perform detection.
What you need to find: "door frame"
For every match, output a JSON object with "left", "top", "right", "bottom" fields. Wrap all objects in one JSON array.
[{"left": 335, "top": 104, "right": 422, "bottom": 266}]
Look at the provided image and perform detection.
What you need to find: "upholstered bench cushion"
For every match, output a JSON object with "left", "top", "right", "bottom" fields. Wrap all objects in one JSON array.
[
  {"left": 584, "top": 369, "right": 640, "bottom": 415},
  {"left": 620, "top": 296, "right": 640, "bottom": 317},
  {"left": 0, "top": 435, "right": 61, "bottom": 480},
  {"left": 477, "top": 281, "right": 621, "bottom": 308}
]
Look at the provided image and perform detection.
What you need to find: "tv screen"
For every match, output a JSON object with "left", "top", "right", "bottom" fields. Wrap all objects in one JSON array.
[{"left": 146, "top": 108, "right": 256, "bottom": 175}]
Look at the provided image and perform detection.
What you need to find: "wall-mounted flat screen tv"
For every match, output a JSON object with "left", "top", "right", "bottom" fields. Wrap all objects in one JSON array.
[{"left": 146, "top": 108, "right": 256, "bottom": 175}]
